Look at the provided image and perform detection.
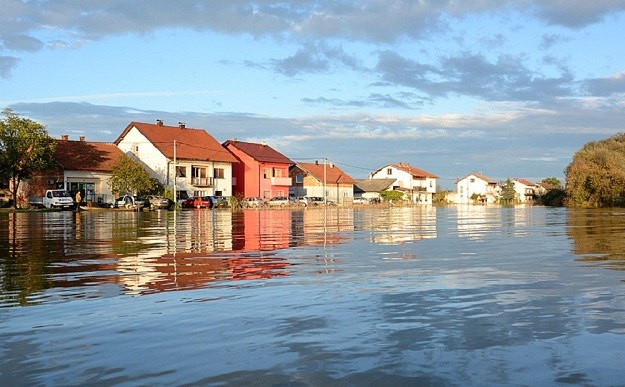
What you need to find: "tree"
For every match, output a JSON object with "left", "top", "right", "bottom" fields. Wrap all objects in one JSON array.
[
  {"left": 0, "top": 108, "right": 57, "bottom": 208},
  {"left": 540, "top": 177, "right": 562, "bottom": 189},
  {"left": 108, "top": 155, "right": 157, "bottom": 196},
  {"left": 498, "top": 179, "right": 517, "bottom": 205},
  {"left": 380, "top": 190, "right": 404, "bottom": 202},
  {"left": 565, "top": 133, "right": 625, "bottom": 207}
]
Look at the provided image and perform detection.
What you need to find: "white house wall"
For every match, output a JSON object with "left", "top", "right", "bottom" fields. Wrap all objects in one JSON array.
[{"left": 116, "top": 127, "right": 169, "bottom": 182}]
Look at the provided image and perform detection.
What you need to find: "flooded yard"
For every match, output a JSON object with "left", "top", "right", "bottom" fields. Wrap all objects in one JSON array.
[{"left": 1, "top": 206, "right": 625, "bottom": 385}]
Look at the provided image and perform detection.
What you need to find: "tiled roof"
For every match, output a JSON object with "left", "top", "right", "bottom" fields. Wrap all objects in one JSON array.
[
  {"left": 54, "top": 139, "right": 124, "bottom": 172},
  {"left": 223, "top": 140, "right": 293, "bottom": 164},
  {"left": 354, "top": 178, "right": 396, "bottom": 193},
  {"left": 392, "top": 162, "right": 438, "bottom": 178},
  {"left": 514, "top": 178, "right": 536, "bottom": 187},
  {"left": 296, "top": 162, "right": 356, "bottom": 184},
  {"left": 115, "top": 121, "right": 237, "bottom": 163}
]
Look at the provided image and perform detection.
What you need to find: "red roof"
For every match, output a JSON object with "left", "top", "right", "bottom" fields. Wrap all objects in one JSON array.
[
  {"left": 297, "top": 162, "right": 356, "bottom": 184},
  {"left": 54, "top": 139, "right": 124, "bottom": 172},
  {"left": 114, "top": 121, "right": 237, "bottom": 163},
  {"left": 223, "top": 140, "right": 293, "bottom": 164},
  {"left": 391, "top": 162, "right": 438, "bottom": 178},
  {"left": 514, "top": 178, "right": 536, "bottom": 187}
]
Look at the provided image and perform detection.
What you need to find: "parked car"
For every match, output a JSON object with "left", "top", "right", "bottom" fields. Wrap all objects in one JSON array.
[
  {"left": 182, "top": 196, "right": 212, "bottom": 209},
  {"left": 111, "top": 195, "right": 145, "bottom": 209},
  {"left": 268, "top": 196, "right": 289, "bottom": 206},
  {"left": 145, "top": 195, "right": 171, "bottom": 209},
  {"left": 296, "top": 196, "right": 309, "bottom": 206},
  {"left": 307, "top": 196, "right": 325, "bottom": 206},
  {"left": 353, "top": 197, "right": 368, "bottom": 204},
  {"left": 242, "top": 197, "right": 264, "bottom": 208}
]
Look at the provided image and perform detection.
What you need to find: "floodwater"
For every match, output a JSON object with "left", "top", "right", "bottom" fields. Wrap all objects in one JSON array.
[{"left": 1, "top": 206, "right": 625, "bottom": 385}]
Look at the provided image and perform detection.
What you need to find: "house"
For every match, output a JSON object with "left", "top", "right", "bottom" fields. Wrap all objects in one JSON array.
[
  {"left": 353, "top": 178, "right": 396, "bottom": 201},
  {"left": 114, "top": 120, "right": 237, "bottom": 199},
  {"left": 455, "top": 173, "right": 500, "bottom": 204},
  {"left": 512, "top": 178, "right": 538, "bottom": 203},
  {"left": 223, "top": 139, "right": 293, "bottom": 200},
  {"left": 289, "top": 162, "right": 356, "bottom": 204},
  {"left": 23, "top": 135, "right": 124, "bottom": 205},
  {"left": 370, "top": 163, "right": 438, "bottom": 204}
]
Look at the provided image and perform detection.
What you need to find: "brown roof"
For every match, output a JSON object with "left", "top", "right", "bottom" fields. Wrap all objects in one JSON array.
[
  {"left": 354, "top": 178, "right": 396, "bottom": 193},
  {"left": 114, "top": 121, "right": 237, "bottom": 163},
  {"left": 391, "top": 162, "right": 438, "bottom": 178},
  {"left": 296, "top": 162, "right": 356, "bottom": 184},
  {"left": 460, "top": 172, "right": 497, "bottom": 184},
  {"left": 223, "top": 140, "right": 293, "bottom": 164},
  {"left": 514, "top": 178, "right": 536, "bottom": 187},
  {"left": 54, "top": 139, "right": 124, "bottom": 172}
]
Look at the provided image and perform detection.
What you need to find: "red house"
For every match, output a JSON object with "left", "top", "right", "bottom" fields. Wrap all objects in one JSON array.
[{"left": 223, "top": 140, "right": 293, "bottom": 200}]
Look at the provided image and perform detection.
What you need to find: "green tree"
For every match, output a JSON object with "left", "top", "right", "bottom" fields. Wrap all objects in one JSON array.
[
  {"left": 380, "top": 190, "right": 404, "bottom": 202},
  {"left": 108, "top": 155, "right": 157, "bottom": 196},
  {"left": 540, "top": 177, "right": 562, "bottom": 189},
  {"left": 565, "top": 133, "right": 625, "bottom": 207},
  {"left": 0, "top": 108, "right": 57, "bottom": 208},
  {"left": 498, "top": 179, "right": 517, "bottom": 205}
]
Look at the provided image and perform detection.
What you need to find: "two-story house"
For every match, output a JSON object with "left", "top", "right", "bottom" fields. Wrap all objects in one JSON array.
[
  {"left": 114, "top": 120, "right": 237, "bottom": 199},
  {"left": 370, "top": 163, "right": 438, "bottom": 204},
  {"left": 223, "top": 139, "right": 293, "bottom": 200},
  {"left": 456, "top": 172, "right": 500, "bottom": 204},
  {"left": 289, "top": 162, "right": 355, "bottom": 204},
  {"left": 512, "top": 178, "right": 537, "bottom": 203}
]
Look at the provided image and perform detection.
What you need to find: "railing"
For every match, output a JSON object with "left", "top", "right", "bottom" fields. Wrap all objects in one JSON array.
[
  {"left": 193, "top": 177, "right": 214, "bottom": 187},
  {"left": 271, "top": 177, "right": 292, "bottom": 186}
]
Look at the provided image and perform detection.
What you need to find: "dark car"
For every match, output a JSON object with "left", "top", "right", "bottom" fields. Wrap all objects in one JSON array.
[{"left": 182, "top": 196, "right": 213, "bottom": 209}]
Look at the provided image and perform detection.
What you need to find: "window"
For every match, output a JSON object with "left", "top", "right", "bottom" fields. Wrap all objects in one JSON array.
[
  {"left": 387, "top": 168, "right": 393, "bottom": 175},
  {"left": 263, "top": 168, "right": 271, "bottom": 179},
  {"left": 176, "top": 166, "right": 186, "bottom": 177},
  {"left": 274, "top": 168, "right": 282, "bottom": 178},
  {"left": 263, "top": 190, "right": 271, "bottom": 199},
  {"left": 214, "top": 168, "right": 224, "bottom": 179},
  {"left": 276, "top": 190, "right": 284, "bottom": 197},
  {"left": 470, "top": 178, "right": 475, "bottom": 183},
  {"left": 295, "top": 174, "right": 303, "bottom": 184}
]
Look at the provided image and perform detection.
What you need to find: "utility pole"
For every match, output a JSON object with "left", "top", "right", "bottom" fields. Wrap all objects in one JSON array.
[
  {"left": 173, "top": 140, "right": 177, "bottom": 210},
  {"left": 323, "top": 157, "right": 327, "bottom": 205}
]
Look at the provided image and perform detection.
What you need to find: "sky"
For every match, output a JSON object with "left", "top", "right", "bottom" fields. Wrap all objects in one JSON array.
[{"left": 2, "top": 1, "right": 625, "bottom": 188}]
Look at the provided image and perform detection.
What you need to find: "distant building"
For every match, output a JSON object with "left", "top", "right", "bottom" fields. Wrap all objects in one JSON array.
[
  {"left": 353, "top": 178, "right": 396, "bottom": 201},
  {"left": 223, "top": 139, "right": 293, "bottom": 200},
  {"left": 512, "top": 178, "right": 538, "bottom": 203},
  {"left": 370, "top": 162, "right": 438, "bottom": 204},
  {"left": 114, "top": 120, "right": 237, "bottom": 198},
  {"left": 456, "top": 173, "right": 499, "bottom": 204},
  {"left": 290, "top": 162, "right": 356, "bottom": 204}
]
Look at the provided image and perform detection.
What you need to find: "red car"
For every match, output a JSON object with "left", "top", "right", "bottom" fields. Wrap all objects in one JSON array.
[{"left": 182, "top": 196, "right": 213, "bottom": 209}]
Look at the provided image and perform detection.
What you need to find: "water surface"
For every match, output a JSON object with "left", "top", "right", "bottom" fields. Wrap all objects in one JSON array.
[{"left": 1, "top": 206, "right": 625, "bottom": 385}]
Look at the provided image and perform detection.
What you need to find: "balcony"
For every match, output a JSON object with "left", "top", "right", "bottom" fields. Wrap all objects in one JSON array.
[
  {"left": 271, "top": 177, "right": 292, "bottom": 186},
  {"left": 192, "top": 177, "right": 213, "bottom": 187}
]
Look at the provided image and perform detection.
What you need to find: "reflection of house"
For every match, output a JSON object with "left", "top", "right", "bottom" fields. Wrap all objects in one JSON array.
[
  {"left": 25, "top": 135, "right": 124, "bottom": 205},
  {"left": 512, "top": 178, "right": 537, "bottom": 203},
  {"left": 354, "top": 178, "right": 395, "bottom": 201},
  {"left": 370, "top": 163, "right": 438, "bottom": 204},
  {"left": 223, "top": 140, "right": 293, "bottom": 200},
  {"left": 455, "top": 172, "right": 500, "bottom": 204},
  {"left": 114, "top": 120, "right": 237, "bottom": 198},
  {"left": 289, "top": 162, "right": 356, "bottom": 204}
]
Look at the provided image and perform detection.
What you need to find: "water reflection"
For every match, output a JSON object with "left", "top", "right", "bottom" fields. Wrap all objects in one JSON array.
[{"left": 567, "top": 208, "right": 625, "bottom": 270}]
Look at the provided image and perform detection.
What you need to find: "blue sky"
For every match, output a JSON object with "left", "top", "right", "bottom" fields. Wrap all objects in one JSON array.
[{"left": 2, "top": 1, "right": 625, "bottom": 188}]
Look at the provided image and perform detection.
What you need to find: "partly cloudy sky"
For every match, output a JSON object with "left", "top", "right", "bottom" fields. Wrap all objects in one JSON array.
[{"left": 2, "top": 1, "right": 625, "bottom": 187}]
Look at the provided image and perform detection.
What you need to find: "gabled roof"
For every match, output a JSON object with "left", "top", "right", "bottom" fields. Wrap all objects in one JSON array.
[
  {"left": 459, "top": 172, "right": 498, "bottom": 184},
  {"left": 538, "top": 182, "right": 555, "bottom": 191},
  {"left": 54, "top": 139, "right": 124, "bottom": 173},
  {"left": 223, "top": 140, "right": 293, "bottom": 164},
  {"left": 114, "top": 121, "right": 237, "bottom": 163},
  {"left": 373, "top": 162, "right": 438, "bottom": 178},
  {"left": 514, "top": 178, "right": 536, "bottom": 187},
  {"left": 295, "top": 162, "right": 356, "bottom": 184},
  {"left": 354, "top": 178, "right": 396, "bottom": 193}
]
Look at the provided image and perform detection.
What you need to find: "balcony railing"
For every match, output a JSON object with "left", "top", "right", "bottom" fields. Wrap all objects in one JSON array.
[
  {"left": 271, "top": 177, "right": 292, "bottom": 186},
  {"left": 192, "top": 177, "right": 213, "bottom": 187}
]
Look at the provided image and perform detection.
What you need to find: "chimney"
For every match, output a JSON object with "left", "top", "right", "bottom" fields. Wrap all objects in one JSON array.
[
  {"left": 61, "top": 135, "right": 69, "bottom": 141},
  {"left": 178, "top": 122, "right": 185, "bottom": 129},
  {"left": 79, "top": 136, "right": 86, "bottom": 141},
  {"left": 156, "top": 119, "right": 163, "bottom": 126}
]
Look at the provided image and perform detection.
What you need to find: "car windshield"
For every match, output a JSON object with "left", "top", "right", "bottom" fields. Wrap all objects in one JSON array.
[{"left": 53, "top": 191, "right": 71, "bottom": 197}]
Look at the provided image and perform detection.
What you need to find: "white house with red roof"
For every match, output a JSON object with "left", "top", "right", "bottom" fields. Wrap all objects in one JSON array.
[
  {"left": 114, "top": 120, "right": 237, "bottom": 199},
  {"left": 370, "top": 163, "right": 438, "bottom": 204},
  {"left": 455, "top": 172, "right": 500, "bottom": 204},
  {"left": 512, "top": 178, "right": 538, "bottom": 203},
  {"left": 289, "top": 161, "right": 356, "bottom": 204}
]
